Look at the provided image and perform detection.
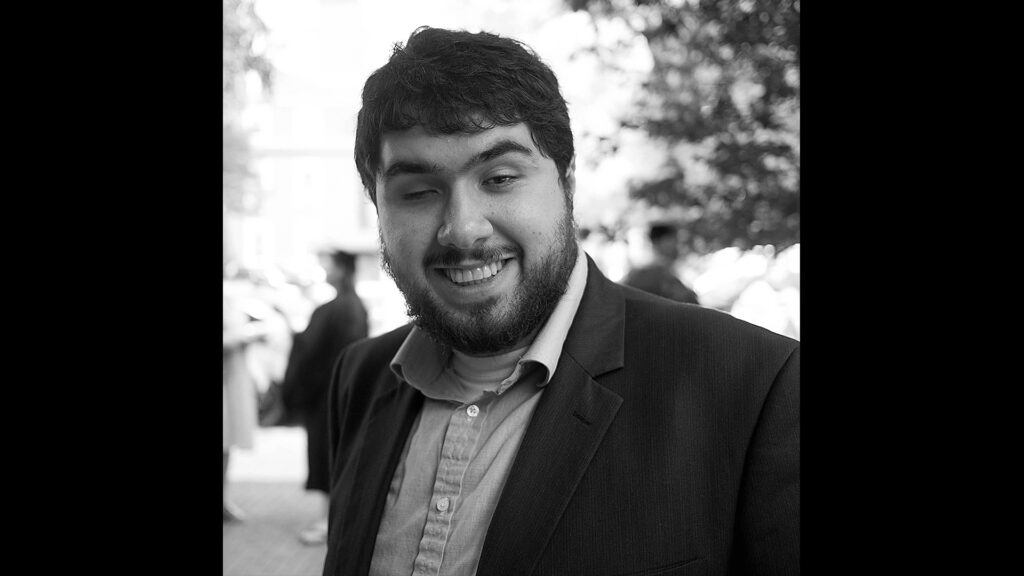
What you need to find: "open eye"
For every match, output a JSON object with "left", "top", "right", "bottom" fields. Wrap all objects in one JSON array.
[{"left": 484, "top": 174, "right": 518, "bottom": 187}]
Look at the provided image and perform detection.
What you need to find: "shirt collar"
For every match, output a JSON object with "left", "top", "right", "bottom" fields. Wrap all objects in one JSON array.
[{"left": 390, "top": 243, "right": 589, "bottom": 395}]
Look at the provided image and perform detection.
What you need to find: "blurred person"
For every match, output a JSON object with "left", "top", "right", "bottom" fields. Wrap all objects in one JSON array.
[
  {"left": 322, "top": 26, "right": 799, "bottom": 575},
  {"left": 620, "top": 223, "right": 700, "bottom": 305},
  {"left": 281, "top": 249, "right": 369, "bottom": 545},
  {"left": 222, "top": 274, "right": 270, "bottom": 522},
  {"left": 237, "top": 273, "right": 296, "bottom": 424},
  {"left": 244, "top": 273, "right": 307, "bottom": 427}
]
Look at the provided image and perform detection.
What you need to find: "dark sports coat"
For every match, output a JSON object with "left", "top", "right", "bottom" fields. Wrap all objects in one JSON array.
[{"left": 322, "top": 255, "right": 800, "bottom": 576}]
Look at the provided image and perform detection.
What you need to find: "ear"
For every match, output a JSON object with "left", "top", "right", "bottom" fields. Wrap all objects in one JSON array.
[{"left": 563, "top": 156, "right": 576, "bottom": 196}]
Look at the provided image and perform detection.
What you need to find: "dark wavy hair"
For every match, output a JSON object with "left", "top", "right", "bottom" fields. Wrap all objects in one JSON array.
[{"left": 354, "top": 26, "right": 574, "bottom": 205}]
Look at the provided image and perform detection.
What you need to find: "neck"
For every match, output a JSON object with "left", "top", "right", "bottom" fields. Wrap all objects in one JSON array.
[{"left": 450, "top": 344, "right": 529, "bottom": 390}]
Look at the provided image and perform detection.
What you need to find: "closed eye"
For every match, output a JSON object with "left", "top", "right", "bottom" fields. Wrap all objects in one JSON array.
[{"left": 403, "top": 189, "right": 437, "bottom": 201}]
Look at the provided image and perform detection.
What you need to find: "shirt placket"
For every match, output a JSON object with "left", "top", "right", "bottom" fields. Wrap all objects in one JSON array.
[{"left": 411, "top": 400, "right": 488, "bottom": 576}]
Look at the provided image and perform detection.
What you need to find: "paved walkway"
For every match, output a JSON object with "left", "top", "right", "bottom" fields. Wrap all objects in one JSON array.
[{"left": 223, "top": 426, "right": 328, "bottom": 576}]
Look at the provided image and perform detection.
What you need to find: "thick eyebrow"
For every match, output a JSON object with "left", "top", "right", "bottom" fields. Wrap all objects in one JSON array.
[
  {"left": 463, "top": 139, "right": 534, "bottom": 171},
  {"left": 382, "top": 160, "right": 441, "bottom": 182},
  {"left": 381, "top": 138, "right": 534, "bottom": 183}
]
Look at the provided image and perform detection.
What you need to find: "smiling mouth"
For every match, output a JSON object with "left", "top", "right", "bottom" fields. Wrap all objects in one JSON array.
[{"left": 438, "top": 258, "right": 511, "bottom": 285}]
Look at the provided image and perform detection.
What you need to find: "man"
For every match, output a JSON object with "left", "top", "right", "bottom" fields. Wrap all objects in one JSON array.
[
  {"left": 282, "top": 249, "right": 369, "bottom": 545},
  {"left": 323, "top": 26, "right": 799, "bottom": 576},
  {"left": 621, "top": 223, "right": 701, "bottom": 305}
]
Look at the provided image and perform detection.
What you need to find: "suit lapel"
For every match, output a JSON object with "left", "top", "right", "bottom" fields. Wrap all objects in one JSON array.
[
  {"left": 339, "top": 378, "right": 423, "bottom": 575},
  {"left": 476, "top": 256, "right": 626, "bottom": 576}
]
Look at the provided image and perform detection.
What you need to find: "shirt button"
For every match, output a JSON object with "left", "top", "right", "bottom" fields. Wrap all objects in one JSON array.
[
  {"left": 467, "top": 404, "right": 479, "bottom": 418},
  {"left": 436, "top": 497, "right": 450, "bottom": 512}
]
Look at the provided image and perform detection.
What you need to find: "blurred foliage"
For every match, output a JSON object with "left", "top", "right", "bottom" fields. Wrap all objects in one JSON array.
[
  {"left": 568, "top": 0, "right": 799, "bottom": 254},
  {"left": 224, "top": 0, "right": 273, "bottom": 215}
]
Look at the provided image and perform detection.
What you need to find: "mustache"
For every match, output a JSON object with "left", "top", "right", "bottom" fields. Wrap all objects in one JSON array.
[{"left": 423, "top": 245, "right": 522, "bottom": 268}]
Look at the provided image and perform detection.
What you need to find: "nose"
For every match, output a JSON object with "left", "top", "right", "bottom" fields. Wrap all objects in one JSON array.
[{"left": 437, "top": 191, "right": 494, "bottom": 249}]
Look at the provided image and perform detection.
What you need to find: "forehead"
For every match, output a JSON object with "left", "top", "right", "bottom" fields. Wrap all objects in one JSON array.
[{"left": 378, "top": 123, "right": 540, "bottom": 170}]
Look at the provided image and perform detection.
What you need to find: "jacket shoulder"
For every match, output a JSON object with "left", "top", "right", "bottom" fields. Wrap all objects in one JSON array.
[
  {"left": 340, "top": 323, "right": 413, "bottom": 374},
  {"left": 621, "top": 284, "right": 798, "bottom": 357},
  {"left": 329, "top": 323, "right": 414, "bottom": 423}
]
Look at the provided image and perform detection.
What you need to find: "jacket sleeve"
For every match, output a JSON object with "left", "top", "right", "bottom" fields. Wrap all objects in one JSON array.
[{"left": 733, "top": 344, "right": 800, "bottom": 575}]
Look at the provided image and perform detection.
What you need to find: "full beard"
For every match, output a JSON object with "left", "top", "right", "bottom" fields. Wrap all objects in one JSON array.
[{"left": 381, "top": 213, "right": 579, "bottom": 355}]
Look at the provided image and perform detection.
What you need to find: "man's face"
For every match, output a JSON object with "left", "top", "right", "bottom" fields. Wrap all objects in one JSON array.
[{"left": 376, "top": 123, "right": 578, "bottom": 355}]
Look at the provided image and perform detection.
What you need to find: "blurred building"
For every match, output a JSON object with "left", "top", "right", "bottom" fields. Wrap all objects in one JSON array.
[{"left": 225, "top": 0, "right": 407, "bottom": 336}]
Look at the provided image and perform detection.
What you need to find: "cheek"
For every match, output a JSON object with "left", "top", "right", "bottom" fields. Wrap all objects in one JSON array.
[
  {"left": 380, "top": 213, "right": 432, "bottom": 261},
  {"left": 523, "top": 191, "right": 570, "bottom": 240}
]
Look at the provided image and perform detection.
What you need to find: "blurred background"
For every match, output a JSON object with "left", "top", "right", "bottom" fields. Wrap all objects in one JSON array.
[
  {"left": 224, "top": 0, "right": 798, "bottom": 573},
  {"left": 225, "top": 0, "right": 800, "bottom": 342}
]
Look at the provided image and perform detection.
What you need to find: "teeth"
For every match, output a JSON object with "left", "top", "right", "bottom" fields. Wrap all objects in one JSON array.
[{"left": 445, "top": 260, "right": 504, "bottom": 284}]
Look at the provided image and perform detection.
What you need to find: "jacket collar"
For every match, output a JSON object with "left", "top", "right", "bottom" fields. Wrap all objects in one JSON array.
[
  {"left": 561, "top": 254, "right": 626, "bottom": 379},
  {"left": 476, "top": 254, "right": 626, "bottom": 576}
]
